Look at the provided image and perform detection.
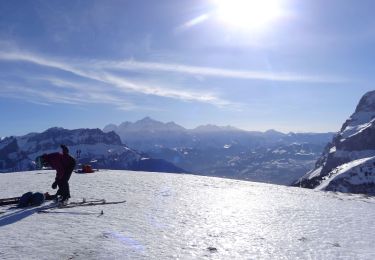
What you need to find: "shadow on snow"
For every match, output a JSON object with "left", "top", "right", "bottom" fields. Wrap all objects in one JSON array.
[{"left": 0, "top": 204, "right": 97, "bottom": 227}]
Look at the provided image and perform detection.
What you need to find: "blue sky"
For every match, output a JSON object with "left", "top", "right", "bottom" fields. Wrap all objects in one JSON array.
[{"left": 1, "top": 0, "right": 375, "bottom": 136}]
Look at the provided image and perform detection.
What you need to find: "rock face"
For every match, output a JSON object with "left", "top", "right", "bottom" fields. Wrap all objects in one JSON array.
[
  {"left": 0, "top": 127, "right": 185, "bottom": 174},
  {"left": 294, "top": 90, "right": 375, "bottom": 194}
]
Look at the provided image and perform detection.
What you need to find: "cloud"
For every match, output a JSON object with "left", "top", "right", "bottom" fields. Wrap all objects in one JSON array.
[
  {"left": 176, "top": 14, "right": 210, "bottom": 32},
  {"left": 0, "top": 50, "right": 233, "bottom": 108},
  {"left": 0, "top": 48, "right": 346, "bottom": 112},
  {"left": 0, "top": 84, "right": 81, "bottom": 105},
  {"left": 98, "top": 59, "right": 346, "bottom": 83}
]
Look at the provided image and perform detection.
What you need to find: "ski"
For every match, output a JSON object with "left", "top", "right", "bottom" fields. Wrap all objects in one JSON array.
[
  {"left": 0, "top": 196, "right": 20, "bottom": 206},
  {"left": 37, "top": 199, "right": 126, "bottom": 213},
  {"left": 68, "top": 198, "right": 106, "bottom": 205},
  {"left": 58, "top": 200, "right": 126, "bottom": 209}
]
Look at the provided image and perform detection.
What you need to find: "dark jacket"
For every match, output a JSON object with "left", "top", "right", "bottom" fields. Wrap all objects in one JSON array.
[
  {"left": 43, "top": 153, "right": 76, "bottom": 181},
  {"left": 63, "top": 153, "right": 76, "bottom": 181}
]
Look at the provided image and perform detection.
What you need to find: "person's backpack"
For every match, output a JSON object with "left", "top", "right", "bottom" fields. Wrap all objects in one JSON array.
[
  {"left": 30, "top": 192, "right": 45, "bottom": 206},
  {"left": 18, "top": 192, "right": 33, "bottom": 207},
  {"left": 18, "top": 192, "right": 45, "bottom": 207}
]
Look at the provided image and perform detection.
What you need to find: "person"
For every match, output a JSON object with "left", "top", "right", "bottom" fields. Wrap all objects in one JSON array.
[{"left": 41, "top": 145, "right": 76, "bottom": 203}]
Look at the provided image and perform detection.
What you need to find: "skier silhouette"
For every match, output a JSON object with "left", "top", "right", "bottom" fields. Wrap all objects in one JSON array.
[{"left": 40, "top": 145, "right": 76, "bottom": 203}]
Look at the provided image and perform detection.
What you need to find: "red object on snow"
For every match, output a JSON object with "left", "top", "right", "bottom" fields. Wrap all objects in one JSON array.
[{"left": 82, "top": 164, "right": 94, "bottom": 173}]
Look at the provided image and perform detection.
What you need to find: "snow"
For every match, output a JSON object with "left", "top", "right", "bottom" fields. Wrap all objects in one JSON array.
[
  {"left": 317, "top": 156, "right": 375, "bottom": 191},
  {"left": 304, "top": 166, "right": 323, "bottom": 180},
  {"left": 1, "top": 170, "right": 375, "bottom": 259},
  {"left": 272, "top": 149, "right": 287, "bottom": 154},
  {"left": 341, "top": 112, "right": 375, "bottom": 139},
  {"left": 295, "top": 152, "right": 314, "bottom": 156}
]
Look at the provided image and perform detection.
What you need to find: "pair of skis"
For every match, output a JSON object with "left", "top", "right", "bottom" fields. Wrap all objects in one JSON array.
[
  {"left": 0, "top": 194, "right": 126, "bottom": 212},
  {"left": 37, "top": 198, "right": 126, "bottom": 213},
  {"left": 0, "top": 196, "right": 21, "bottom": 206}
]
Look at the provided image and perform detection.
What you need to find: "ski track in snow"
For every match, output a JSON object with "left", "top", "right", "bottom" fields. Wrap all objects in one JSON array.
[{"left": 1, "top": 170, "right": 375, "bottom": 259}]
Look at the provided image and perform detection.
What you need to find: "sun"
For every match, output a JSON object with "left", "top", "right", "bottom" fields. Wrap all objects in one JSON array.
[{"left": 213, "top": 0, "right": 284, "bottom": 30}]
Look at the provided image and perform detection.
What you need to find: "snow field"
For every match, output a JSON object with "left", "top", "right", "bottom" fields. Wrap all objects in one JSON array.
[{"left": 1, "top": 170, "right": 375, "bottom": 259}]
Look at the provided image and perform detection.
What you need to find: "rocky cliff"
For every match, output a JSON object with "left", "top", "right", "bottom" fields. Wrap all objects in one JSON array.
[{"left": 294, "top": 90, "right": 375, "bottom": 194}]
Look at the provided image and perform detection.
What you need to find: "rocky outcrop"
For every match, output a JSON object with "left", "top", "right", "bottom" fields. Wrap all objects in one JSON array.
[
  {"left": 294, "top": 90, "right": 375, "bottom": 194},
  {"left": 0, "top": 137, "right": 31, "bottom": 172}
]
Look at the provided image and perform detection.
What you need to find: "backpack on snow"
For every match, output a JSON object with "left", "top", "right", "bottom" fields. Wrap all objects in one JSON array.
[{"left": 18, "top": 192, "right": 45, "bottom": 208}]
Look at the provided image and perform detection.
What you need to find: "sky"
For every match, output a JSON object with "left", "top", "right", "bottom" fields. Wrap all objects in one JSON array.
[{"left": 1, "top": 0, "right": 375, "bottom": 137}]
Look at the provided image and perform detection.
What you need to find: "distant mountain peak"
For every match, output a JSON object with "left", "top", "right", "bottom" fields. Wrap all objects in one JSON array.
[
  {"left": 104, "top": 118, "right": 187, "bottom": 135},
  {"left": 103, "top": 123, "right": 118, "bottom": 133},
  {"left": 138, "top": 116, "right": 158, "bottom": 123},
  {"left": 264, "top": 129, "right": 284, "bottom": 135},
  {"left": 45, "top": 127, "right": 65, "bottom": 132},
  {"left": 133, "top": 117, "right": 185, "bottom": 130},
  {"left": 166, "top": 121, "right": 177, "bottom": 125},
  {"left": 193, "top": 124, "right": 240, "bottom": 132},
  {"left": 118, "top": 121, "right": 131, "bottom": 128}
]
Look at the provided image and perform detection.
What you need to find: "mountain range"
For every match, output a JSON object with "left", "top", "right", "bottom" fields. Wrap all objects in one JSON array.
[
  {"left": 0, "top": 127, "right": 184, "bottom": 174},
  {"left": 104, "top": 118, "right": 333, "bottom": 185}
]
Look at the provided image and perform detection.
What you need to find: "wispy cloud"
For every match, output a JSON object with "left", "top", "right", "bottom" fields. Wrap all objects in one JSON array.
[
  {"left": 0, "top": 48, "right": 346, "bottom": 112},
  {"left": 0, "top": 84, "right": 82, "bottom": 105},
  {"left": 0, "top": 50, "right": 234, "bottom": 108},
  {"left": 176, "top": 14, "right": 210, "bottom": 32},
  {"left": 98, "top": 60, "right": 346, "bottom": 83}
]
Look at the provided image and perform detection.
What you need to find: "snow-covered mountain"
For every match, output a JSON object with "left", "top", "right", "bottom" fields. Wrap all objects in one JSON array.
[
  {"left": 294, "top": 90, "right": 375, "bottom": 194},
  {"left": 104, "top": 117, "right": 192, "bottom": 150},
  {"left": 0, "top": 127, "right": 185, "bottom": 174},
  {"left": 1, "top": 170, "right": 375, "bottom": 259},
  {"left": 192, "top": 124, "right": 240, "bottom": 132},
  {"left": 144, "top": 142, "right": 325, "bottom": 185},
  {"left": 104, "top": 118, "right": 333, "bottom": 185}
]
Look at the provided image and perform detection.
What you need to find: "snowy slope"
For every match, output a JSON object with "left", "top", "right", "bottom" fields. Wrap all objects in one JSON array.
[
  {"left": 1, "top": 170, "right": 375, "bottom": 259},
  {"left": 316, "top": 156, "right": 375, "bottom": 194}
]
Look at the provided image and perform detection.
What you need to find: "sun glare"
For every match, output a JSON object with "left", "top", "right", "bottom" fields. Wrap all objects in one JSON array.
[{"left": 214, "top": 0, "right": 284, "bottom": 30}]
